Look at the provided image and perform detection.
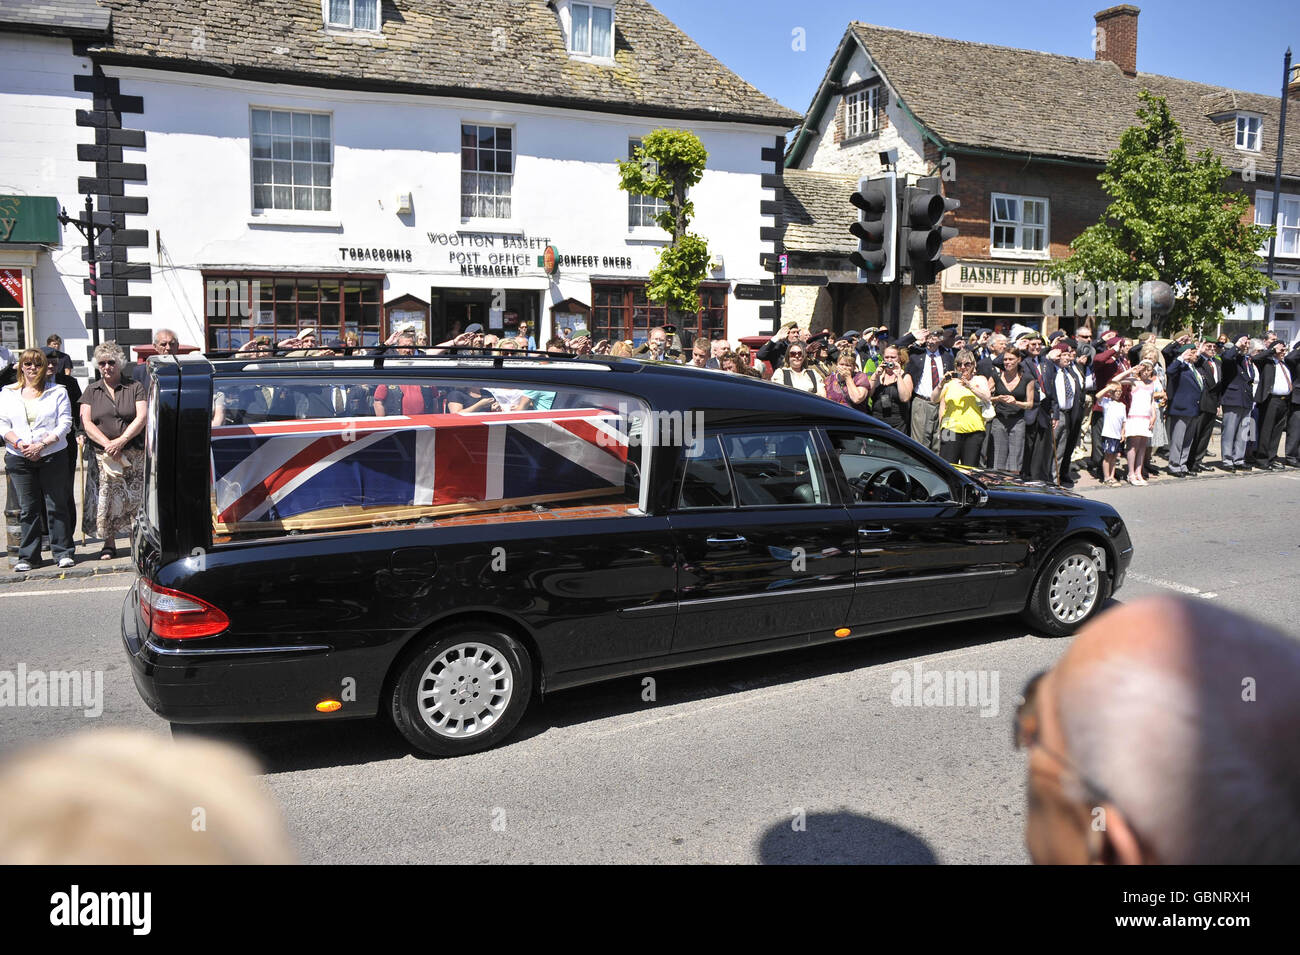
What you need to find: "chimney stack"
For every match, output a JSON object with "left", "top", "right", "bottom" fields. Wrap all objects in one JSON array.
[{"left": 1094, "top": 5, "right": 1140, "bottom": 77}]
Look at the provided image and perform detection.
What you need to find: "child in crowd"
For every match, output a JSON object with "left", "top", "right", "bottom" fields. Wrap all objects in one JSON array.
[{"left": 1097, "top": 381, "right": 1127, "bottom": 487}]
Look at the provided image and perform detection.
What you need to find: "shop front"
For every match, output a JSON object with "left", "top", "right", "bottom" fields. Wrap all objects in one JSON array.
[
  {"left": 592, "top": 281, "right": 728, "bottom": 348},
  {"left": 941, "top": 259, "right": 1065, "bottom": 336},
  {"left": 0, "top": 195, "right": 61, "bottom": 355}
]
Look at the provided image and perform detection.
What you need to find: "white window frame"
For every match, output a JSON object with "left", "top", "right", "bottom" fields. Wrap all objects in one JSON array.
[
  {"left": 1236, "top": 113, "right": 1263, "bottom": 152},
  {"left": 567, "top": 2, "right": 615, "bottom": 59},
  {"left": 627, "top": 138, "right": 668, "bottom": 233},
  {"left": 249, "top": 107, "right": 334, "bottom": 217},
  {"left": 1255, "top": 191, "right": 1300, "bottom": 258},
  {"left": 461, "top": 123, "right": 515, "bottom": 223},
  {"left": 990, "top": 193, "right": 1050, "bottom": 259},
  {"left": 844, "top": 85, "right": 880, "bottom": 141},
  {"left": 322, "top": 0, "right": 380, "bottom": 32}
]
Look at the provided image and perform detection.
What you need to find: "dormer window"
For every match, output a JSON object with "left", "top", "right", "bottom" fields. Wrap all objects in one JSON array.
[
  {"left": 1236, "top": 114, "right": 1262, "bottom": 151},
  {"left": 324, "top": 0, "right": 379, "bottom": 32},
  {"left": 568, "top": 2, "right": 614, "bottom": 58}
]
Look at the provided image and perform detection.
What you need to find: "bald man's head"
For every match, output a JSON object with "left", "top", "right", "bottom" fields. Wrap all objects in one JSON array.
[{"left": 1024, "top": 596, "right": 1300, "bottom": 864}]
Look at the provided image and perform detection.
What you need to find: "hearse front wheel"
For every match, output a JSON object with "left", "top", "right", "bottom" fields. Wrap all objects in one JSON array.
[
  {"left": 1023, "top": 541, "right": 1109, "bottom": 638},
  {"left": 390, "top": 628, "right": 533, "bottom": 757}
]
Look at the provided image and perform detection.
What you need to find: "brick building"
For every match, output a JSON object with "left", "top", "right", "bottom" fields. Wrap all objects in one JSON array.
[{"left": 783, "top": 6, "right": 1300, "bottom": 342}]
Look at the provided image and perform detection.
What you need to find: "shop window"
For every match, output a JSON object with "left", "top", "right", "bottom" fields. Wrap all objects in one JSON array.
[
  {"left": 324, "top": 0, "right": 379, "bottom": 31},
  {"left": 962, "top": 294, "right": 1044, "bottom": 334},
  {"left": 251, "top": 108, "right": 332, "bottom": 213},
  {"left": 204, "top": 274, "right": 384, "bottom": 352},
  {"left": 462, "top": 125, "right": 514, "bottom": 219},
  {"left": 0, "top": 269, "right": 26, "bottom": 353},
  {"left": 592, "top": 282, "right": 727, "bottom": 348},
  {"left": 991, "top": 193, "right": 1048, "bottom": 256}
]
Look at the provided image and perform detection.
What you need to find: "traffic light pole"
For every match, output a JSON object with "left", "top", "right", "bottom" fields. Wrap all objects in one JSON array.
[{"left": 57, "top": 195, "right": 116, "bottom": 362}]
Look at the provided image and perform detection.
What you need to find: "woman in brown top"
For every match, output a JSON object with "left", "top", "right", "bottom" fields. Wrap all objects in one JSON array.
[{"left": 79, "top": 342, "right": 147, "bottom": 558}]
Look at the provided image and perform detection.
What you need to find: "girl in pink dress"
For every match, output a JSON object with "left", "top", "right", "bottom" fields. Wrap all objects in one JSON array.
[{"left": 1113, "top": 361, "right": 1163, "bottom": 485}]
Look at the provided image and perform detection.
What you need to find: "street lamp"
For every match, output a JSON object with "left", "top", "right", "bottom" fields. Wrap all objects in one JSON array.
[{"left": 56, "top": 195, "right": 116, "bottom": 362}]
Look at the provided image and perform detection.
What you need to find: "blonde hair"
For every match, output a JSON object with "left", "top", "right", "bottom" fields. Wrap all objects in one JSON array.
[
  {"left": 14, "top": 348, "right": 49, "bottom": 392},
  {"left": 0, "top": 729, "right": 296, "bottom": 864},
  {"left": 93, "top": 341, "right": 127, "bottom": 368},
  {"left": 610, "top": 341, "right": 634, "bottom": 358}
]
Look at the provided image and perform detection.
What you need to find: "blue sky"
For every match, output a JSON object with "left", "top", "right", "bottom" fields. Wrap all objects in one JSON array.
[{"left": 652, "top": 0, "right": 1300, "bottom": 113}]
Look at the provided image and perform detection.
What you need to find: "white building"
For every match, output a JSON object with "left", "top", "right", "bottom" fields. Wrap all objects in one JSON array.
[{"left": 1, "top": 0, "right": 798, "bottom": 370}]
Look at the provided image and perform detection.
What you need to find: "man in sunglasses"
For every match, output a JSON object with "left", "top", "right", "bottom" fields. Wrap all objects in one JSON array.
[{"left": 1016, "top": 595, "right": 1300, "bottom": 864}]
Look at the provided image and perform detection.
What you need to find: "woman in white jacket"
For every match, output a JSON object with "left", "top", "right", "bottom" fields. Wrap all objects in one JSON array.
[{"left": 0, "top": 349, "right": 74, "bottom": 571}]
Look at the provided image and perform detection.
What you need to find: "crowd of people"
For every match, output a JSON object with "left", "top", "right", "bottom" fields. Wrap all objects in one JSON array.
[
  {"left": 6, "top": 317, "right": 1299, "bottom": 570},
  {"left": 616, "top": 319, "right": 1300, "bottom": 489},
  {"left": 2, "top": 330, "right": 171, "bottom": 571}
]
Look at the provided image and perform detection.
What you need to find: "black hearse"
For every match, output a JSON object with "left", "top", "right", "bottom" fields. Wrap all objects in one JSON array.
[{"left": 123, "top": 352, "right": 1132, "bottom": 756}]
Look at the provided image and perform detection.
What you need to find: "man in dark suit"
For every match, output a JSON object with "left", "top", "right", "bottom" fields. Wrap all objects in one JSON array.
[
  {"left": 1164, "top": 342, "right": 1207, "bottom": 477},
  {"left": 1186, "top": 340, "right": 1225, "bottom": 472},
  {"left": 1218, "top": 336, "right": 1260, "bottom": 471},
  {"left": 1286, "top": 339, "right": 1300, "bottom": 467},
  {"left": 1043, "top": 339, "right": 1086, "bottom": 488},
  {"left": 1253, "top": 338, "right": 1300, "bottom": 468},
  {"left": 906, "top": 328, "right": 954, "bottom": 453},
  {"left": 1018, "top": 334, "right": 1056, "bottom": 482}
]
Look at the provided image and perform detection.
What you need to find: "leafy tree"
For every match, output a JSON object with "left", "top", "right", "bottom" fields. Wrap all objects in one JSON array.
[
  {"left": 617, "top": 130, "right": 711, "bottom": 324},
  {"left": 1050, "top": 91, "right": 1276, "bottom": 335}
]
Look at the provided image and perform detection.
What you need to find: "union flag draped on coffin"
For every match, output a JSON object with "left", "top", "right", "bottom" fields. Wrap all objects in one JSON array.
[{"left": 211, "top": 409, "right": 631, "bottom": 532}]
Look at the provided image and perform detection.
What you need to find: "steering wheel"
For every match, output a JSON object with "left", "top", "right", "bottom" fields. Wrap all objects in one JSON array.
[{"left": 865, "top": 466, "right": 911, "bottom": 503}]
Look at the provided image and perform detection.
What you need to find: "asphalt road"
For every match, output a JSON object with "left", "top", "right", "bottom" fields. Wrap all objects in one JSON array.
[{"left": 1, "top": 470, "right": 1297, "bottom": 864}]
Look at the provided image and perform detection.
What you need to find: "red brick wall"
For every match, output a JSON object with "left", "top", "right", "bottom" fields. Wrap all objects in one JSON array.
[
  {"left": 1095, "top": 6, "right": 1139, "bottom": 77},
  {"left": 917, "top": 151, "right": 1111, "bottom": 330}
]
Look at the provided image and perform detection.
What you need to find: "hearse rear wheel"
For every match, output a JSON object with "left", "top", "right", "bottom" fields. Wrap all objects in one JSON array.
[
  {"left": 390, "top": 628, "right": 533, "bottom": 757},
  {"left": 1023, "top": 541, "right": 1109, "bottom": 638}
]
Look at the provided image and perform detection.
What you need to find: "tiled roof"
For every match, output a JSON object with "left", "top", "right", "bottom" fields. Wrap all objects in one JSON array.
[
  {"left": 782, "top": 168, "right": 857, "bottom": 254},
  {"left": 0, "top": 0, "right": 110, "bottom": 36},
  {"left": 844, "top": 22, "right": 1300, "bottom": 177},
  {"left": 86, "top": 0, "right": 801, "bottom": 127}
]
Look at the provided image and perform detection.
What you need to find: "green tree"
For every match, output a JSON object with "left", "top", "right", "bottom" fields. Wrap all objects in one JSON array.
[
  {"left": 617, "top": 130, "right": 711, "bottom": 325},
  {"left": 1049, "top": 91, "right": 1276, "bottom": 335}
]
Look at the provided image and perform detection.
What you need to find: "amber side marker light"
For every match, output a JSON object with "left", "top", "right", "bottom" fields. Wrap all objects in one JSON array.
[
  {"left": 835, "top": 628, "right": 851, "bottom": 639},
  {"left": 316, "top": 700, "right": 343, "bottom": 713}
]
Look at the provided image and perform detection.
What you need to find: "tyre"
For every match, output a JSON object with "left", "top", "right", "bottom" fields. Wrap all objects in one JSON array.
[
  {"left": 1022, "top": 541, "right": 1109, "bottom": 637},
  {"left": 390, "top": 627, "right": 533, "bottom": 757}
]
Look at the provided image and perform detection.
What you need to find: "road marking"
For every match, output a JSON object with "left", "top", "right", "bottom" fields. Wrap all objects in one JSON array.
[
  {"left": 0, "top": 584, "right": 130, "bottom": 599},
  {"left": 1125, "top": 572, "right": 1217, "bottom": 599}
]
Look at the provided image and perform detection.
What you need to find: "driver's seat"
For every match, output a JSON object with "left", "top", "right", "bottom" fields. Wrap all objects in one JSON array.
[{"left": 793, "top": 483, "right": 815, "bottom": 504}]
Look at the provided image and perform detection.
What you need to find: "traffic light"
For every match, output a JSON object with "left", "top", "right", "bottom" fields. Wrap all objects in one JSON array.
[
  {"left": 848, "top": 173, "right": 896, "bottom": 283},
  {"left": 900, "top": 176, "right": 959, "bottom": 286}
]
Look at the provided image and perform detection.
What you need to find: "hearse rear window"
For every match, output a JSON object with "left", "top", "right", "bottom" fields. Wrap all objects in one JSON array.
[{"left": 210, "top": 377, "right": 648, "bottom": 541}]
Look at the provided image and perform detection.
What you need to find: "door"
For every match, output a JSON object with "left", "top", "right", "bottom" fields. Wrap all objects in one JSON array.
[
  {"left": 669, "top": 430, "right": 856, "bottom": 655},
  {"left": 824, "top": 429, "right": 1016, "bottom": 629}
]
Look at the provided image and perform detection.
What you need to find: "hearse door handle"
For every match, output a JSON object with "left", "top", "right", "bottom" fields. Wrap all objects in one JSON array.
[
  {"left": 706, "top": 535, "right": 748, "bottom": 546},
  {"left": 858, "top": 527, "right": 892, "bottom": 537}
]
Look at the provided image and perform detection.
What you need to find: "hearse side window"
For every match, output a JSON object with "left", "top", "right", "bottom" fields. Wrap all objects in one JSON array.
[
  {"left": 677, "top": 435, "right": 734, "bottom": 509},
  {"left": 721, "top": 430, "right": 828, "bottom": 507},
  {"left": 828, "top": 431, "right": 955, "bottom": 504},
  {"left": 209, "top": 375, "right": 646, "bottom": 541}
]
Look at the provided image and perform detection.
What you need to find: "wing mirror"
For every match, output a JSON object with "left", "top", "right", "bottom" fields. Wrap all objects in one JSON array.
[{"left": 961, "top": 482, "right": 988, "bottom": 508}]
